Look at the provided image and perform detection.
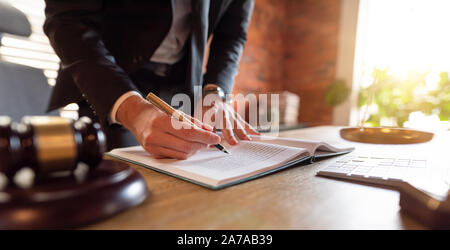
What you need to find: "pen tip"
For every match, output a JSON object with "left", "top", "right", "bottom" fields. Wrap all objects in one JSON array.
[{"left": 224, "top": 150, "right": 230, "bottom": 154}]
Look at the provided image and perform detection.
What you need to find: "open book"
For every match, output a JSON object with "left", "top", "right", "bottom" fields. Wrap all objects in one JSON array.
[{"left": 106, "top": 136, "right": 354, "bottom": 189}]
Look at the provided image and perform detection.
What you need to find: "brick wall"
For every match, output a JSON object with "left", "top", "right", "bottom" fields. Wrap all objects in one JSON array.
[
  {"left": 233, "top": 0, "right": 342, "bottom": 125},
  {"left": 232, "top": 0, "right": 285, "bottom": 94}
]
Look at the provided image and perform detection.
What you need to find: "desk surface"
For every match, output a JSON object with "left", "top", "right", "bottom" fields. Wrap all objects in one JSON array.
[{"left": 86, "top": 126, "right": 450, "bottom": 229}]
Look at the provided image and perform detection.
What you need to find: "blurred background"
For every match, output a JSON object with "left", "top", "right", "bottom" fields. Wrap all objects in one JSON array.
[{"left": 0, "top": 0, "right": 449, "bottom": 130}]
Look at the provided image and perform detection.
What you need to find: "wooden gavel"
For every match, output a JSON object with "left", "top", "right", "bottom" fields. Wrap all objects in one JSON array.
[{"left": 0, "top": 116, "right": 106, "bottom": 178}]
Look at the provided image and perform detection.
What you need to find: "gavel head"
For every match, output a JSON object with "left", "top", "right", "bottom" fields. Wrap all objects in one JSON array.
[{"left": 0, "top": 116, "right": 106, "bottom": 178}]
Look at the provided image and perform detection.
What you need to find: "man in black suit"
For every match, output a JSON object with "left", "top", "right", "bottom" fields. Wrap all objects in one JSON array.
[{"left": 44, "top": 0, "right": 259, "bottom": 159}]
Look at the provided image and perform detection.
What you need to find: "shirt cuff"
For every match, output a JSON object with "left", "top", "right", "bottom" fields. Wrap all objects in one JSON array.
[
  {"left": 109, "top": 91, "right": 142, "bottom": 125},
  {"left": 204, "top": 83, "right": 220, "bottom": 89}
]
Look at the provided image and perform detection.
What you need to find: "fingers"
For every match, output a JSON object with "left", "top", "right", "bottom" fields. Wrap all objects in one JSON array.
[
  {"left": 145, "top": 130, "right": 207, "bottom": 154},
  {"left": 163, "top": 116, "right": 221, "bottom": 145},
  {"left": 201, "top": 106, "right": 217, "bottom": 129},
  {"left": 221, "top": 110, "right": 238, "bottom": 145},
  {"left": 143, "top": 130, "right": 208, "bottom": 160},
  {"left": 145, "top": 145, "right": 190, "bottom": 160},
  {"left": 129, "top": 104, "right": 221, "bottom": 160},
  {"left": 233, "top": 117, "right": 251, "bottom": 141},
  {"left": 227, "top": 108, "right": 255, "bottom": 140},
  {"left": 188, "top": 114, "right": 214, "bottom": 132},
  {"left": 224, "top": 106, "right": 261, "bottom": 142},
  {"left": 172, "top": 109, "right": 215, "bottom": 132},
  {"left": 204, "top": 104, "right": 260, "bottom": 145},
  {"left": 141, "top": 103, "right": 260, "bottom": 160},
  {"left": 235, "top": 112, "right": 261, "bottom": 135}
]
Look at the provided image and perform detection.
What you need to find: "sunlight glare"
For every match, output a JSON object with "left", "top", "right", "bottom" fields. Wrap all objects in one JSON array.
[
  {"left": 361, "top": 0, "right": 450, "bottom": 78},
  {"left": 354, "top": 0, "right": 450, "bottom": 129}
]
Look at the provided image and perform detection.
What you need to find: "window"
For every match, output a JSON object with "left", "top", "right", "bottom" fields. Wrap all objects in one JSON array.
[
  {"left": 0, "top": 0, "right": 58, "bottom": 85},
  {"left": 0, "top": 0, "right": 78, "bottom": 118},
  {"left": 353, "top": 0, "right": 450, "bottom": 130}
]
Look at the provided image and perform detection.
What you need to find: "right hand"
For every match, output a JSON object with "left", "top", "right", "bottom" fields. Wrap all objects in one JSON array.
[{"left": 116, "top": 95, "right": 221, "bottom": 160}]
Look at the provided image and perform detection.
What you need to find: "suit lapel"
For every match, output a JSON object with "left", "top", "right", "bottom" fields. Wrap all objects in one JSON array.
[
  {"left": 187, "top": 0, "right": 210, "bottom": 98},
  {"left": 208, "top": 0, "right": 232, "bottom": 35}
]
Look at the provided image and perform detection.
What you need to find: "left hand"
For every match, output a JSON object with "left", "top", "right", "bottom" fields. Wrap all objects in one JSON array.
[{"left": 194, "top": 94, "right": 260, "bottom": 145}]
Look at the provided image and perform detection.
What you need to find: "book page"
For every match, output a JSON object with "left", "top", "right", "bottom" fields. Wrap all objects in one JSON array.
[
  {"left": 248, "top": 135, "right": 354, "bottom": 156},
  {"left": 172, "top": 141, "right": 308, "bottom": 181},
  {"left": 109, "top": 141, "right": 309, "bottom": 186}
]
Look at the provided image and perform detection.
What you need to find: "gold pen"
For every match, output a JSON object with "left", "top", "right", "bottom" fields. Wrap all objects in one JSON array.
[{"left": 145, "top": 92, "right": 229, "bottom": 154}]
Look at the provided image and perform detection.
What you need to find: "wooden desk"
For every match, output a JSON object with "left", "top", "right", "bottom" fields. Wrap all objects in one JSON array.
[{"left": 85, "top": 126, "right": 450, "bottom": 229}]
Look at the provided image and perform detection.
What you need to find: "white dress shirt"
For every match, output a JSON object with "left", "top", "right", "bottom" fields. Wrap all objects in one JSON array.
[
  {"left": 110, "top": 0, "right": 192, "bottom": 124},
  {"left": 150, "top": 0, "right": 192, "bottom": 64}
]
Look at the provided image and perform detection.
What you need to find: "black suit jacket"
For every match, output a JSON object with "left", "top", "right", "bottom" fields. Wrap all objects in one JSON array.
[{"left": 43, "top": 0, "right": 254, "bottom": 125}]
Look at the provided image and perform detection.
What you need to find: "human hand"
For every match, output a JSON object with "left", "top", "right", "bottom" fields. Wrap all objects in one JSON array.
[
  {"left": 117, "top": 95, "right": 221, "bottom": 160},
  {"left": 195, "top": 93, "right": 260, "bottom": 145}
]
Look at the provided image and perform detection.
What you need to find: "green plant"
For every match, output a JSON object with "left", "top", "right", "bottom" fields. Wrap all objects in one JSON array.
[
  {"left": 358, "top": 68, "right": 450, "bottom": 127},
  {"left": 325, "top": 79, "right": 350, "bottom": 106}
]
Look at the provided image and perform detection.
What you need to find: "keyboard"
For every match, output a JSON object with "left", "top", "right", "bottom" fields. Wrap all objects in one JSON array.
[{"left": 317, "top": 155, "right": 450, "bottom": 189}]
